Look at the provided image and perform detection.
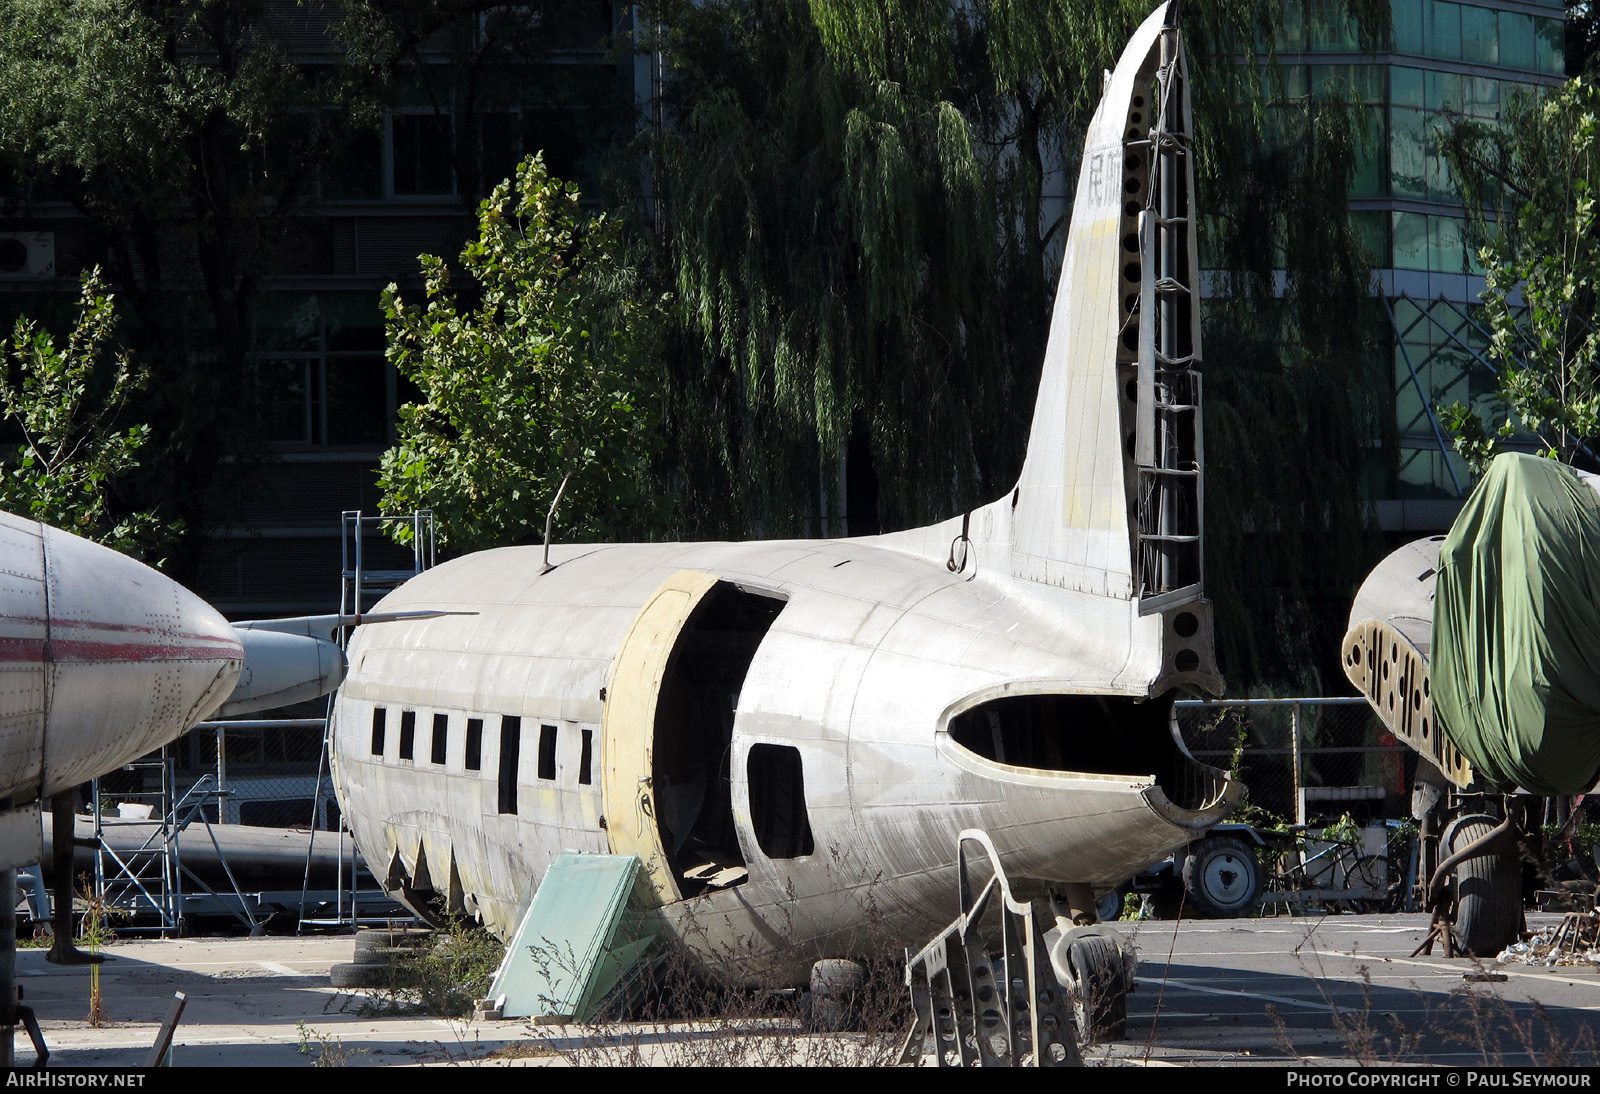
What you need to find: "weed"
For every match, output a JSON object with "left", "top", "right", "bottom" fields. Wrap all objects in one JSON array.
[
  {"left": 513, "top": 882, "right": 911, "bottom": 1066},
  {"left": 1257, "top": 925, "right": 1600, "bottom": 1067},
  {"left": 352, "top": 916, "right": 505, "bottom": 1019},
  {"left": 296, "top": 1021, "right": 368, "bottom": 1067},
  {"left": 79, "top": 874, "right": 123, "bottom": 1027}
]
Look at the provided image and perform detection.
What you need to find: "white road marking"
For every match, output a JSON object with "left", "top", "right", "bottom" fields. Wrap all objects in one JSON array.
[{"left": 1135, "top": 976, "right": 1336, "bottom": 1012}]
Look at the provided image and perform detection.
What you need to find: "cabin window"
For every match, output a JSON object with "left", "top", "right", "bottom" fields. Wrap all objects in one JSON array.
[
  {"left": 747, "top": 744, "right": 815, "bottom": 859},
  {"left": 579, "top": 728, "right": 593, "bottom": 785},
  {"left": 498, "top": 715, "right": 521, "bottom": 814},
  {"left": 431, "top": 713, "right": 448, "bottom": 765},
  {"left": 538, "top": 724, "right": 558, "bottom": 780},
  {"left": 399, "top": 711, "right": 416, "bottom": 760},
  {"left": 465, "top": 718, "right": 483, "bottom": 771},
  {"left": 370, "top": 707, "right": 386, "bottom": 757}
]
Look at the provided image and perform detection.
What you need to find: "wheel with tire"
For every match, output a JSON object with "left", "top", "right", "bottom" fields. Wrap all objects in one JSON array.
[
  {"left": 330, "top": 962, "right": 392, "bottom": 989},
  {"left": 353, "top": 945, "right": 421, "bottom": 966},
  {"left": 1068, "top": 935, "right": 1127, "bottom": 1043},
  {"left": 1095, "top": 885, "right": 1126, "bottom": 924},
  {"left": 1181, "top": 836, "right": 1263, "bottom": 918},
  {"left": 355, "top": 928, "right": 430, "bottom": 951},
  {"left": 1449, "top": 817, "right": 1520, "bottom": 958},
  {"left": 1326, "top": 854, "right": 1389, "bottom": 914}
]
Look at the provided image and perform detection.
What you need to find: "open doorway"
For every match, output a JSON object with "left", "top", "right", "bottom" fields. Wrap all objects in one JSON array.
[{"left": 652, "top": 582, "right": 786, "bottom": 896}]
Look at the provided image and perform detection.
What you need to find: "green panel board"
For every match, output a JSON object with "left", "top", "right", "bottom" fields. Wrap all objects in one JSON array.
[{"left": 488, "top": 853, "right": 655, "bottom": 1020}]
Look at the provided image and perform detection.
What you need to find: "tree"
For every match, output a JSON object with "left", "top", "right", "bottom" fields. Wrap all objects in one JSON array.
[
  {"left": 633, "top": 0, "right": 1388, "bottom": 688},
  {"left": 0, "top": 0, "right": 619, "bottom": 579},
  {"left": 1439, "top": 77, "right": 1600, "bottom": 472},
  {"left": 378, "top": 156, "right": 666, "bottom": 551},
  {"left": 0, "top": 268, "right": 169, "bottom": 557}
]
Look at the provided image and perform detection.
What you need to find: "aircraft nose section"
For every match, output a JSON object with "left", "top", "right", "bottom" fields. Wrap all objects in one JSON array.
[{"left": 36, "top": 524, "right": 243, "bottom": 798}]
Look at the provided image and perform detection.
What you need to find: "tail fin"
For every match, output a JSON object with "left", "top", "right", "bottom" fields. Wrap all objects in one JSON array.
[
  {"left": 1012, "top": 2, "right": 1203, "bottom": 613},
  {"left": 873, "top": 4, "right": 1218, "bottom": 694}
]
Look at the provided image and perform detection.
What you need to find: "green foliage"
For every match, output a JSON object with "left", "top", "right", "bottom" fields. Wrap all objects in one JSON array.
[
  {"left": 0, "top": 270, "right": 170, "bottom": 558},
  {"left": 1440, "top": 77, "right": 1600, "bottom": 472},
  {"left": 411, "top": 918, "right": 505, "bottom": 1019},
  {"left": 637, "top": 0, "right": 1389, "bottom": 687},
  {"left": 379, "top": 155, "right": 667, "bottom": 551},
  {"left": 0, "top": 2, "right": 617, "bottom": 579},
  {"left": 1185, "top": 5, "right": 1390, "bottom": 689}
]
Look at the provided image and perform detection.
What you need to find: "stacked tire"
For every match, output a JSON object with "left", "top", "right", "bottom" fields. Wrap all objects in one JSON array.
[{"left": 329, "top": 928, "right": 433, "bottom": 989}]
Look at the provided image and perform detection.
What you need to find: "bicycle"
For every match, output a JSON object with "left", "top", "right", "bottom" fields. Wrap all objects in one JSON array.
[{"left": 1258, "top": 821, "right": 1391, "bottom": 915}]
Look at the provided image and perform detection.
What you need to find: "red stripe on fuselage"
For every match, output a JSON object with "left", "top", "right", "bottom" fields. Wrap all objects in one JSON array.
[{"left": 0, "top": 630, "right": 240, "bottom": 665}]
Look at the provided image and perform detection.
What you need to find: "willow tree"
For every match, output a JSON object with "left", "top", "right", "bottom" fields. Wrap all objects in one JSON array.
[{"left": 638, "top": 0, "right": 1390, "bottom": 687}]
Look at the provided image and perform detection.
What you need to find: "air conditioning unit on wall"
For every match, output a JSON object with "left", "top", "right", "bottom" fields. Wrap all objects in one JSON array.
[{"left": 0, "top": 233, "right": 55, "bottom": 279}]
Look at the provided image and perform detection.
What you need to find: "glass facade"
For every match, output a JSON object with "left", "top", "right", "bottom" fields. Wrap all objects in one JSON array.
[{"left": 1271, "top": 0, "right": 1565, "bottom": 506}]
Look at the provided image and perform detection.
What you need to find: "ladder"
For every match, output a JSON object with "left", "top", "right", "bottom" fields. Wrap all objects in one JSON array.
[
  {"left": 339, "top": 509, "right": 435, "bottom": 617},
  {"left": 1134, "top": 23, "right": 1204, "bottom": 608}
]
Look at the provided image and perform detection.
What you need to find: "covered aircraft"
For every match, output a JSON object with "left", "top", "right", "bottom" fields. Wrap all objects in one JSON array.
[
  {"left": 329, "top": 0, "right": 1239, "bottom": 1014},
  {"left": 1344, "top": 451, "right": 1600, "bottom": 956}
]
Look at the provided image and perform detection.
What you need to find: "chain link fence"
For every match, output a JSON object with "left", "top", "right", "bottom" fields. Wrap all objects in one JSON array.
[
  {"left": 1176, "top": 697, "right": 1414, "bottom": 826},
  {"left": 93, "top": 718, "right": 335, "bottom": 832}
]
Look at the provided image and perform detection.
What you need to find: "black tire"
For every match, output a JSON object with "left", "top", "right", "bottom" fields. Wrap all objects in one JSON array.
[
  {"left": 1068, "top": 936, "right": 1127, "bottom": 1043},
  {"left": 1181, "top": 836, "right": 1263, "bottom": 919},
  {"left": 354, "top": 928, "right": 430, "bottom": 950},
  {"left": 353, "top": 945, "right": 420, "bottom": 966},
  {"left": 808, "top": 959, "right": 865, "bottom": 1032},
  {"left": 1450, "top": 817, "right": 1520, "bottom": 958},
  {"left": 330, "top": 961, "right": 397, "bottom": 989}
]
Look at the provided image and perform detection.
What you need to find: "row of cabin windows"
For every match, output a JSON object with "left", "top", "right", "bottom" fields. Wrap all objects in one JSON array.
[{"left": 367, "top": 707, "right": 592, "bottom": 816}]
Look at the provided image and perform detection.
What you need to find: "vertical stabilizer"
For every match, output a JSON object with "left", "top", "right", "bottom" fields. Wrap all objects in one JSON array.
[{"left": 1012, "top": 3, "right": 1203, "bottom": 616}]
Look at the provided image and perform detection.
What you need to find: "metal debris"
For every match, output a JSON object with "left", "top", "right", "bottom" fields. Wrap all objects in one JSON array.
[{"left": 1496, "top": 913, "right": 1600, "bottom": 967}]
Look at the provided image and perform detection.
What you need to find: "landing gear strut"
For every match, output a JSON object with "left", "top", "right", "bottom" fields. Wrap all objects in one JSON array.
[{"left": 1412, "top": 799, "right": 1525, "bottom": 959}]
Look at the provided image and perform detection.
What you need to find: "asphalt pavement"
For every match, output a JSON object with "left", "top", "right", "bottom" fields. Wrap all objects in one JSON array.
[{"left": 8, "top": 911, "right": 1599, "bottom": 1067}]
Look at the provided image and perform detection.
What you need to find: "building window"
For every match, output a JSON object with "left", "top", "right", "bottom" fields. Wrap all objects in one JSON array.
[
  {"left": 249, "top": 294, "right": 393, "bottom": 449},
  {"left": 466, "top": 718, "right": 483, "bottom": 771},
  {"left": 390, "top": 113, "right": 456, "bottom": 197}
]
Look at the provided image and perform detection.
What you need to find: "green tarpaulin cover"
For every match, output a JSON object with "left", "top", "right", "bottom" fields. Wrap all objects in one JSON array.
[{"left": 1433, "top": 452, "right": 1600, "bottom": 794}]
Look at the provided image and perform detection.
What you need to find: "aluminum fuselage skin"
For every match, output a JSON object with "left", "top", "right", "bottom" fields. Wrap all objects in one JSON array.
[{"left": 334, "top": 535, "right": 1229, "bottom": 977}]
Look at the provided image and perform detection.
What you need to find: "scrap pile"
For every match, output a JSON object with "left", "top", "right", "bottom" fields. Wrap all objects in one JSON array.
[{"left": 1497, "top": 913, "right": 1600, "bottom": 966}]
